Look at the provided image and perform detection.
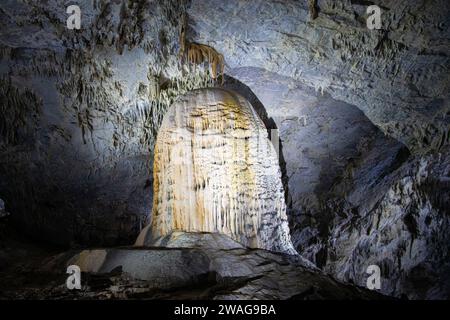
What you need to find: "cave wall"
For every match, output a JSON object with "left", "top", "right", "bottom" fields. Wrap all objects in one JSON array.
[
  {"left": 0, "top": 0, "right": 449, "bottom": 299},
  {"left": 187, "top": 0, "right": 450, "bottom": 298},
  {"left": 0, "top": 0, "right": 194, "bottom": 245},
  {"left": 188, "top": 0, "right": 450, "bottom": 154},
  {"left": 221, "top": 65, "right": 449, "bottom": 299},
  {"left": 321, "top": 149, "right": 450, "bottom": 299}
]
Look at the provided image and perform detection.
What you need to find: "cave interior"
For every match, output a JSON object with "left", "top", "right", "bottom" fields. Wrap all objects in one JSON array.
[{"left": 0, "top": 0, "right": 449, "bottom": 300}]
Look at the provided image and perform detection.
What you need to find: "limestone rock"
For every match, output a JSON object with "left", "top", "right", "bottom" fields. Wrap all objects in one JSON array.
[
  {"left": 0, "top": 0, "right": 209, "bottom": 246},
  {"left": 188, "top": 0, "right": 450, "bottom": 154},
  {"left": 321, "top": 149, "right": 450, "bottom": 299},
  {"left": 39, "top": 233, "right": 382, "bottom": 300},
  {"left": 137, "top": 88, "right": 296, "bottom": 254},
  {"left": 145, "top": 231, "right": 246, "bottom": 250},
  {"left": 0, "top": 0, "right": 449, "bottom": 300}
]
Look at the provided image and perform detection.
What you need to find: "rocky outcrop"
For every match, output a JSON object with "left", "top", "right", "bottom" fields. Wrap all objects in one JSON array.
[
  {"left": 1, "top": 220, "right": 383, "bottom": 300},
  {"left": 136, "top": 88, "right": 295, "bottom": 254},
  {"left": 14, "top": 232, "right": 380, "bottom": 300},
  {"left": 320, "top": 149, "right": 450, "bottom": 299},
  {"left": 289, "top": 145, "right": 450, "bottom": 299}
]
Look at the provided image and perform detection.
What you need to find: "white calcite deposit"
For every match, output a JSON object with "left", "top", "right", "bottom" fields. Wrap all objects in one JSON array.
[{"left": 136, "top": 88, "right": 296, "bottom": 254}]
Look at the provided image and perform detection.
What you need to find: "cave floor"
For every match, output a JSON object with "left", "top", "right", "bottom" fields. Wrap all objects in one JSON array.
[{"left": 0, "top": 219, "right": 387, "bottom": 300}]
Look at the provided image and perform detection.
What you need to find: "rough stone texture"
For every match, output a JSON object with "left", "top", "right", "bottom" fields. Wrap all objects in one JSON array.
[
  {"left": 136, "top": 88, "right": 295, "bottom": 254},
  {"left": 18, "top": 232, "right": 381, "bottom": 300},
  {"left": 186, "top": 0, "right": 450, "bottom": 299},
  {"left": 0, "top": 0, "right": 214, "bottom": 246},
  {"left": 188, "top": 0, "right": 450, "bottom": 154},
  {"left": 0, "top": 0, "right": 449, "bottom": 300},
  {"left": 317, "top": 149, "right": 450, "bottom": 299},
  {"left": 222, "top": 67, "right": 409, "bottom": 233}
]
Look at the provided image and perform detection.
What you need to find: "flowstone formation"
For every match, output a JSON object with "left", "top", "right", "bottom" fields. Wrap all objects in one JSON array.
[{"left": 136, "top": 88, "right": 296, "bottom": 254}]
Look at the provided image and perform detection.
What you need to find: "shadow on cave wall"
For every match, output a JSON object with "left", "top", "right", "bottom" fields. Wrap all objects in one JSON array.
[{"left": 222, "top": 74, "right": 292, "bottom": 209}]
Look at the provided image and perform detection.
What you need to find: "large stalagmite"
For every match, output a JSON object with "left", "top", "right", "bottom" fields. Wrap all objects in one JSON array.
[{"left": 136, "top": 88, "right": 296, "bottom": 254}]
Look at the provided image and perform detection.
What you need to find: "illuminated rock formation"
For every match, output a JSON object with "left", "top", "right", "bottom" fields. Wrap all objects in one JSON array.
[{"left": 136, "top": 88, "right": 296, "bottom": 254}]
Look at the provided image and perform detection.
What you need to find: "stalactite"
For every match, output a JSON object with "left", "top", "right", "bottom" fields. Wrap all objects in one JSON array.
[{"left": 178, "top": 2, "right": 225, "bottom": 84}]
